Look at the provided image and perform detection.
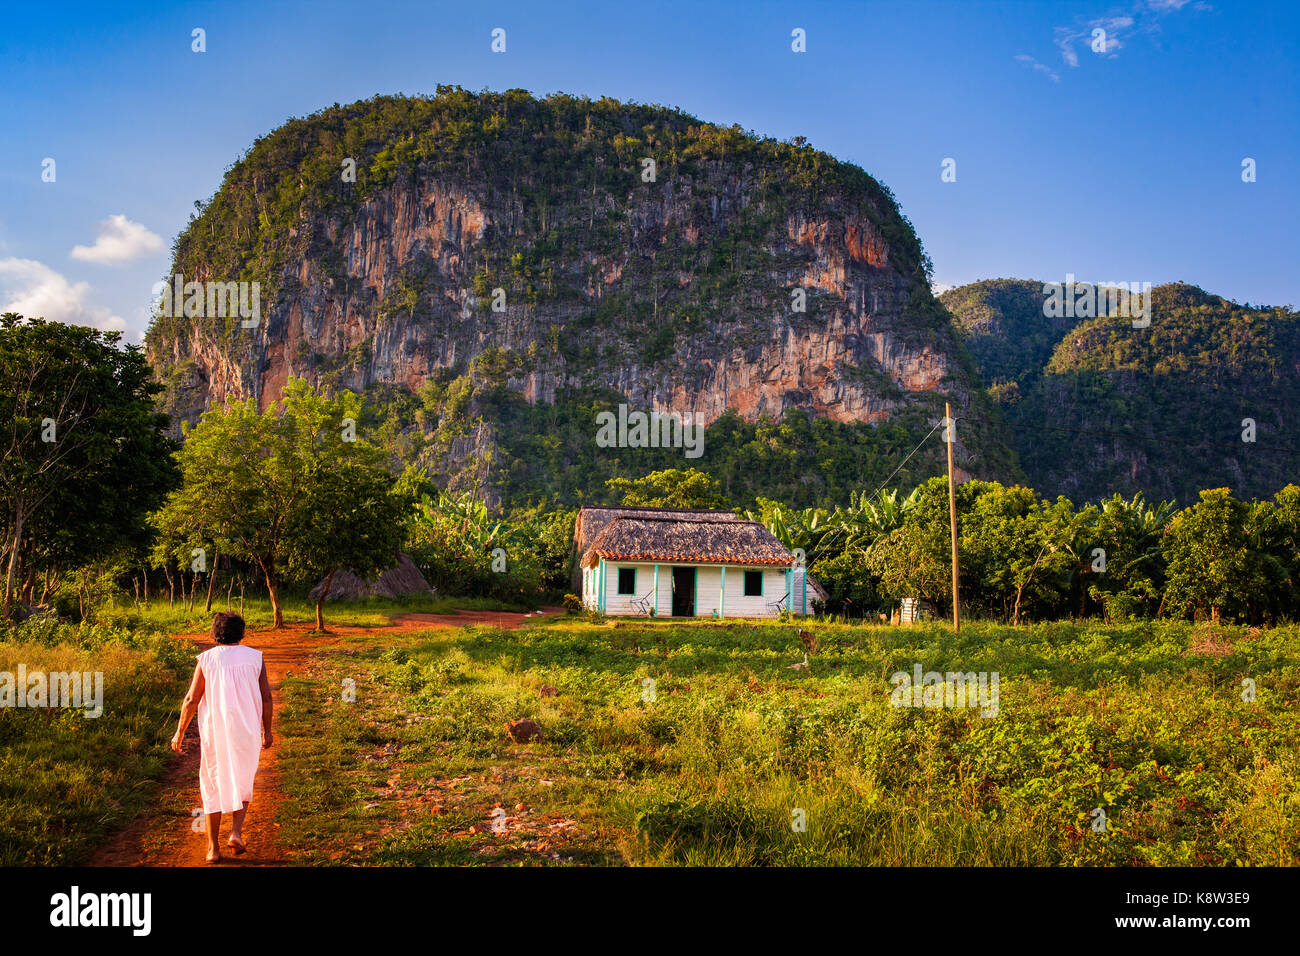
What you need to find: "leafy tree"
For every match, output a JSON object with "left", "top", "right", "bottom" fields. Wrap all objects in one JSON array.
[
  {"left": 743, "top": 497, "right": 827, "bottom": 557},
  {"left": 509, "top": 505, "right": 577, "bottom": 596},
  {"left": 862, "top": 478, "right": 1084, "bottom": 624},
  {"left": 152, "top": 378, "right": 391, "bottom": 628},
  {"left": 960, "top": 485, "right": 1082, "bottom": 624},
  {"left": 1268, "top": 484, "right": 1300, "bottom": 619},
  {"left": 285, "top": 456, "right": 408, "bottom": 631},
  {"left": 747, "top": 488, "right": 924, "bottom": 616},
  {"left": 405, "top": 490, "right": 540, "bottom": 601},
  {"left": 1078, "top": 493, "right": 1175, "bottom": 621},
  {"left": 1163, "top": 489, "right": 1257, "bottom": 623},
  {"left": 0, "top": 314, "right": 176, "bottom": 615},
  {"left": 866, "top": 522, "right": 950, "bottom": 607},
  {"left": 810, "top": 549, "right": 886, "bottom": 617},
  {"left": 606, "top": 468, "right": 728, "bottom": 509}
]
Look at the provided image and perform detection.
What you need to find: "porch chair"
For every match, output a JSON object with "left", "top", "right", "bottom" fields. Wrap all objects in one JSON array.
[{"left": 631, "top": 590, "right": 657, "bottom": 615}]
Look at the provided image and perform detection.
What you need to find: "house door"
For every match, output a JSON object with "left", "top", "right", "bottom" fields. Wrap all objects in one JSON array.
[{"left": 671, "top": 567, "right": 696, "bottom": 617}]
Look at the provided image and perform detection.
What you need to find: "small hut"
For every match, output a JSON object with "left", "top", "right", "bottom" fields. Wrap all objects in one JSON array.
[{"left": 576, "top": 511, "right": 801, "bottom": 618}]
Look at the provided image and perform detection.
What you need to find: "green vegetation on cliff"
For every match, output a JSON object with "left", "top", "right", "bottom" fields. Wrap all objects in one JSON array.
[{"left": 152, "top": 86, "right": 930, "bottom": 346}]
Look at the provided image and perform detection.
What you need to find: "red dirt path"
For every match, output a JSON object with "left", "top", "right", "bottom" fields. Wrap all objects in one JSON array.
[{"left": 91, "top": 607, "right": 562, "bottom": 867}]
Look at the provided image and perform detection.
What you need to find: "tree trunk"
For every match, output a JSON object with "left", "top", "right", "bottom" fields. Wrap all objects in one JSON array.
[
  {"left": 314, "top": 569, "right": 336, "bottom": 632},
  {"left": 261, "top": 562, "right": 284, "bottom": 629},
  {"left": 3, "top": 507, "right": 25, "bottom": 617},
  {"left": 164, "top": 566, "right": 175, "bottom": 609},
  {"left": 1013, "top": 544, "right": 1051, "bottom": 627},
  {"left": 204, "top": 549, "right": 220, "bottom": 613},
  {"left": 19, "top": 566, "right": 36, "bottom": 605}
]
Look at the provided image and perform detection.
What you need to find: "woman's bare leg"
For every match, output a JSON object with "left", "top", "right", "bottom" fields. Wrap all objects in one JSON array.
[
  {"left": 204, "top": 811, "right": 222, "bottom": 862},
  {"left": 228, "top": 802, "right": 249, "bottom": 851}
]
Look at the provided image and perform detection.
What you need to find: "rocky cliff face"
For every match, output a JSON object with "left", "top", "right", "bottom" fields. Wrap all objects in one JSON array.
[{"left": 146, "top": 89, "right": 1007, "bottom": 503}]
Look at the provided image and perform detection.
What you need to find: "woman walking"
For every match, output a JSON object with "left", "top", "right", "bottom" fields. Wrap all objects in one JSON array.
[{"left": 171, "top": 612, "right": 273, "bottom": 863}]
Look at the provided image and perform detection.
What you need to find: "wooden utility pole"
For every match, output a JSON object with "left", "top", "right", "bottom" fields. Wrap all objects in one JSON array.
[{"left": 945, "top": 401, "right": 961, "bottom": 633}]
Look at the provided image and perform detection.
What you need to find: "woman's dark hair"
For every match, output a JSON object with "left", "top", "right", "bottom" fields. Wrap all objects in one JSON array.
[{"left": 212, "top": 612, "right": 246, "bottom": 645}]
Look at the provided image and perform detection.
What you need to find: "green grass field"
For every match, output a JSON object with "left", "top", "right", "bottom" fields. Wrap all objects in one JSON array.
[
  {"left": 0, "top": 617, "right": 191, "bottom": 865},
  {"left": 4, "top": 606, "right": 1295, "bottom": 866},
  {"left": 0, "top": 594, "right": 526, "bottom": 866},
  {"left": 273, "top": 616, "right": 1300, "bottom": 866}
]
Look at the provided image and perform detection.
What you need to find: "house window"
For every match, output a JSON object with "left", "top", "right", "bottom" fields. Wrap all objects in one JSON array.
[
  {"left": 744, "top": 570, "right": 763, "bottom": 597},
  {"left": 618, "top": 567, "right": 636, "bottom": 595}
]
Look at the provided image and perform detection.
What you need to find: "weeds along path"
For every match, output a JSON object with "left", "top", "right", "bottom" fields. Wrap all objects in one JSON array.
[{"left": 92, "top": 607, "right": 561, "bottom": 867}]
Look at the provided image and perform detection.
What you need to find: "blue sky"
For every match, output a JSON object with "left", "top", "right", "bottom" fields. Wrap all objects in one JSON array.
[{"left": 1, "top": 0, "right": 1296, "bottom": 343}]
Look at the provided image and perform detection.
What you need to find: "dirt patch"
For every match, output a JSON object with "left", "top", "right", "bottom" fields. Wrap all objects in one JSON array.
[
  {"left": 91, "top": 606, "right": 564, "bottom": 867},
  {"left": 1184, "top": 628, "right": 1236, "bottom": 658},
  {"left": 393, "top": 607, "right": 564, "bottom": 629}
]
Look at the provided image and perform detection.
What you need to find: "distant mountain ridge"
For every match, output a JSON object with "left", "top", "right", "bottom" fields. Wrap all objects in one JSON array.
[{"left": 940, "top": 279, "right": 1300, "bottom": 505}]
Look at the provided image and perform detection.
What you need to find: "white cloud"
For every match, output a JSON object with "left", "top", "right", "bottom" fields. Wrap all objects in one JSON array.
[
  {"left": 1043, "top": 0, "right": 1203, "bottom": 70},
  {"left": 1055, "top": 16, "right": 1133, "bottom": 66},
  {"left": 69, "top": 214, "right": 164, "bottom": 265},
  {"left": 0, "top": 258, "right": 126, "bottom": 333},
  {"left": 1015, "top": 53, "right": 1061, "bottom": 82}
]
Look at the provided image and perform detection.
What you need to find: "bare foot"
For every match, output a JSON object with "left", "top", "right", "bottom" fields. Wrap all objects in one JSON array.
[
  {"left": 205, "top": 849, "right": 222, "bottom": 863},
  {"left": 228, "top": 836, "right": 246, "bottom": 855}
]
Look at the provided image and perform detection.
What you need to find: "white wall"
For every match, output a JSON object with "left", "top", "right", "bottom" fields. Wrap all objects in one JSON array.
[
  {"left": 601, "top": 562, "right": 656, "bottom": 616},
  {"left": 723, "top": 567, "right": 789, "bottom": 617},
  {"left": 594, "top": 561, "right": 790, "bottom": 618}
]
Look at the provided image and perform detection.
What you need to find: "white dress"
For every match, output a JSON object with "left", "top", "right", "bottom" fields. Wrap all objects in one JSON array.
[{"left": 196, "top": 644, "right": 265, "bottom": 814}]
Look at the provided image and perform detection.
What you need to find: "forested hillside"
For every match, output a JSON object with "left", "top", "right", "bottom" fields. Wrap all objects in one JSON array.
[{"left": 942, "top": 280, "right": 1300, "bottom": 505}]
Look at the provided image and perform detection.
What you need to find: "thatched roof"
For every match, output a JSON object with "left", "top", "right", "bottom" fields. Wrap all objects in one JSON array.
[
  {"left": 309, "top": 552, "right": 436, "bottom": 603},
  {"left": 574, "top": 506, "right": 739, "bottom": 556},
  {"left": 580, "top": 516, "right": 794, "bottom": 568}
]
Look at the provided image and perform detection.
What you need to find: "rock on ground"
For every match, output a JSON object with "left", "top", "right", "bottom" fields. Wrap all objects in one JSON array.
[{"left": 309, "top": 552, "right": 435, "bottom": 603}]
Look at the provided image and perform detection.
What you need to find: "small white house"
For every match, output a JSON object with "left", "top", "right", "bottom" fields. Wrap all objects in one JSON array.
[{"left": 576, "top": 509, "right": 807, "bottom": 618}]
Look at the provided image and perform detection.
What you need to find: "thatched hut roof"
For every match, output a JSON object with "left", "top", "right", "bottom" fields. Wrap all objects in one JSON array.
[
  {"left": 574, "top": 506, "right": 739, "bottom": 556},
  {"left": 580, "top": 516, "right": 794, "bottom": 568}
]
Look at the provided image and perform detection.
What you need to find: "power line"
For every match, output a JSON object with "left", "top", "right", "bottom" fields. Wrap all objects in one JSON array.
[
  {"left": 864, "top": 418, "right": 944, "bottom": 501},
  {"left": 811, "top": 418, "right": 945, "bottom": 550}
]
